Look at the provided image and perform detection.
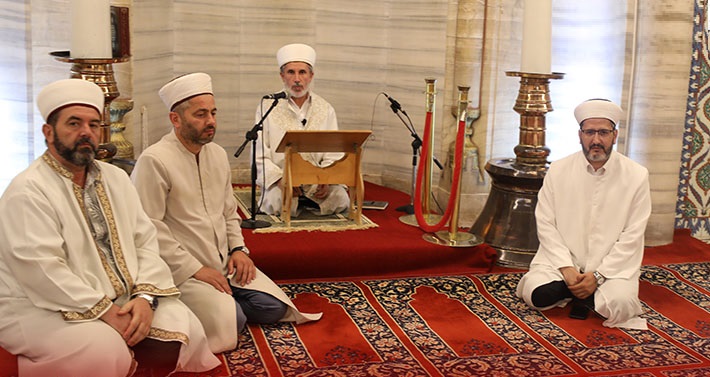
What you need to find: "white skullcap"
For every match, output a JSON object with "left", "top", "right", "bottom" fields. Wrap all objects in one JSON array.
[
  {"left": 37, "top": 79, "right": 104, "bottom": 121},
  {"left": 574, "top": 99, "right": 624, "bottom": 127},
  {"left": 277, "top": 43, "right": 316, "bottom": 68},
  {"left": 159, "top": 72, "right": 213, "bottom": 111}
]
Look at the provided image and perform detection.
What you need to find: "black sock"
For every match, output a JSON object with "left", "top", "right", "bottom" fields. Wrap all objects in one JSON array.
[
  {"left": 132, "top": 338, "right": 181, "bottom": 376},
  {"left": 531, "top": 280, "right": 573, "bottom": 308}
]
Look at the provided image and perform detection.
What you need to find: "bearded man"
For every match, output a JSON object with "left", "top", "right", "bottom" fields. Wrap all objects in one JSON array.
[
  {"left": 516, "top": 99, "right": 652, "bottom": 330},
  {"left": 131, "top": 72, "right": 320, "bottom": 353},
  {"left": 254, "top": 43, "right": 350, "bottom": 217},
  {"left": 0, "top": 78, "right": 220, "bottom": 376}
]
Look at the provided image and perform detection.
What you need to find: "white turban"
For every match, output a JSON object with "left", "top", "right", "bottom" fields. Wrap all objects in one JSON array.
[
  {"left": 37, "top": 79, "right": 104, "bottom": 121},
  {"left": 277, "top": 43, "right": 316, "bottom": 68},
  {"left": 159, "top": 72, "right": 213, "bottom": 111},
  {"left": 573, "top": 99, "right": 624, "bottom": 127}
]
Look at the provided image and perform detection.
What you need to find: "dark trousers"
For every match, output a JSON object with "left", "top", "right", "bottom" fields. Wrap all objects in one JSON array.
[{"left": 231, "top": 287, "right": 289, "bottom": 333}]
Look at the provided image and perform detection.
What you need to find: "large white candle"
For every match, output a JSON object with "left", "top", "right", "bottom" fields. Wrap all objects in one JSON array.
[
  {"left": 71, "top": 0, "right": 112, "bottom": 58},
  {"left": 521, "top": 0, "right": 552, "bottom": 74}
]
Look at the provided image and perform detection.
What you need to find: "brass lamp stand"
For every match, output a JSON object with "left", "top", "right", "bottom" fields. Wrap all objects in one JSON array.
[
  {"left": 51, "top": 51, "right": 129, "bottom": 160},
  {"left": 470, "top": 71, "right": 563, "bottom": 268}
]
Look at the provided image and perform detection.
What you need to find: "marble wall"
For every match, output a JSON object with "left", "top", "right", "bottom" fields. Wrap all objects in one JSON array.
[
  {"left": 0, "top": 0, "right": 696, "bottom": 246},
  {"left": 131, "top": 0, "right": 452, "bottom": 190},
  {"left": 0, "top": 1, "right": 31, "bottom": 189}
]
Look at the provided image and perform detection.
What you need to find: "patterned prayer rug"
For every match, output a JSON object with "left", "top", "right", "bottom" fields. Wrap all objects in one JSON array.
[
  {"left": 233, "top": 187, "right": 378, "bottom": 233},
  {"left": 212, "top": 263, "right": 710, "bottom": 377}
]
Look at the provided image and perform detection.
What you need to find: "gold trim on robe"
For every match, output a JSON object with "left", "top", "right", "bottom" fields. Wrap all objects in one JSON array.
[{"left": 62, "top": 296, "right": 113, "bottom": 321}]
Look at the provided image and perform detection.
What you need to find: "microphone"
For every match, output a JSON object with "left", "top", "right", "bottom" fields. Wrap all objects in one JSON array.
[
  {"left": 263, "top": 91, "right": 287, "bottom": 100},
  {"left": 384, "top": 93, "right": 403, "bottom": 114}
]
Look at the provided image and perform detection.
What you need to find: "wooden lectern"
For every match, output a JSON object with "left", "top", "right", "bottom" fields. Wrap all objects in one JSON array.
[{"left": 276, "top": 130, "right": 372, "bottom": 227}]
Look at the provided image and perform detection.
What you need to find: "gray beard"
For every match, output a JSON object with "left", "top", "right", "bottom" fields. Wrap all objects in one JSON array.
[
  {"left": 583, "top": 144, "right": 612, "bottom": 163},
  {"left": 54, "top": 134, "right": 96, "bottom": 167}
]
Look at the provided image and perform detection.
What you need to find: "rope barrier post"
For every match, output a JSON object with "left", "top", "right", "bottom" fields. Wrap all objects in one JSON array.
[
  {"left": 422, "top": 86, "right": 483, "bottom": 247},
  {"left": 399, "top": 78, "right": 443, "bottom": 227}
]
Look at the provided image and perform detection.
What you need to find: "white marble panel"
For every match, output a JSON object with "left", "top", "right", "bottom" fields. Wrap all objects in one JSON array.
[
  {"left": 0, "top": 1, "right": 31, "bottom": 193},
  {"left": 624, "top": 0, "right": 693, "bottom": 245},
  {"left": 28, "top": 0, "right": 72, "bottom": 159},
  {"left": 172, "top": 1, "right": 242, "bottom": 157},
  {"left": 131, "top": 0, "right": 175, "bottom": 152}
]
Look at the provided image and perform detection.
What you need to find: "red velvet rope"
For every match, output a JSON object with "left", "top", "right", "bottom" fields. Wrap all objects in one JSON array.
[{"left": 414, "top": 111, "right": 466, "bottom": 233}]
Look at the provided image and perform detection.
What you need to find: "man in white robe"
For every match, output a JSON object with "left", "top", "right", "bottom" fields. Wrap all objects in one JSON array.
[
  {"left": 254, "top": 43, "right": 350, "bottom": 217},
  {"left": 0, "top": 79, "right": 220, "bottom": 377},
  {"left": 516, "top": 99, "right": 652, "bottom": 330},
  {"left": 131, "top": 73, "right": 321, "bottom": 354}
]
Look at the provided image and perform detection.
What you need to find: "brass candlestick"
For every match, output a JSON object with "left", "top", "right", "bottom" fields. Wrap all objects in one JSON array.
[
  {"left": 470, "top": 71, "right": 563, "bottom": 268},
  {"left": 51, "top": 51, "right": 129, "bottom": 160}
]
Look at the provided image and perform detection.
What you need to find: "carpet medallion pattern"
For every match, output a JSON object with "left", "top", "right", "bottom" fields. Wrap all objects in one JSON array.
[
  {"left": 231, "top": 281, "right": 431, "bottom": 376},
  {"left": 640, "top": 265, "right": 710, "bottom": 357},
  {"left": 481, "top": 270, "right": 704, "bottom": 374},
  {"left": 665, "top": 261, "right": 710, "bottom": 292},
  {"left": 365, "top": 276, "right": 571, "bottom": 376},
  {"left": 217, "top": 263, "right": 710, "bottom": 376}
]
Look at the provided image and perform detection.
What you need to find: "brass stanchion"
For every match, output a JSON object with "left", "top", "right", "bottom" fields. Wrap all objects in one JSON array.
[
  {"left": 423, "top": 86, "right": 482, "bottom": 247},
  {"left": 470, "top": 71, "right": 563, "bottom": 267},
  {"left": 51, "top": 51, "right": 129, "bottom": 160},
  {"left": 400, "top": 78, "right": 442, "bottom": 226}
]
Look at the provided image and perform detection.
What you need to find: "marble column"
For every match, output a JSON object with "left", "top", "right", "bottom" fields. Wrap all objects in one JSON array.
[
  {"left": 438, "top": 0, "right": 490, "bottom": 227},
  {"left": 623, "top": 0, "right": 692, "bottom": 245}
]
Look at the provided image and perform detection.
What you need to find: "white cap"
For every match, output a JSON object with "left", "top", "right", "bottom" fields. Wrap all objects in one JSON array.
[
  {"left": 159, "top": 72, "right": 213, "bottom": 111},
  {"left": 574, "top": 99, "right": 624, "bottom": 127},
  {"left": 37, "top": 79, "right": 104, "bottom": 121},
  {"left": 277, "top": 43, "right": 316, "bottom": 68}
]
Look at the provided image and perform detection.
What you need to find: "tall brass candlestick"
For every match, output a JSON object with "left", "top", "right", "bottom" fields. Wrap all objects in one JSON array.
[
  {"left": 51, "top": 51, "right": 129, "bottom": 160},
  {"left": 509, "top": 71, "right": 563, "bottom": 167},
  {"left": 470, "top": 71, "right": 563, "bottom": 268}
]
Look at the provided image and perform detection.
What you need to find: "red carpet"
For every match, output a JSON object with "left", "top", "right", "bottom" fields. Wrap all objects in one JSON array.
[
  {"left": 2, "top": 183, "right": 710, "bottom": 376},
  {"left": 217, "top": 264, "right": 710, "bottom": 376},
  {"left": 641, "top": 228, "right": 710, "bottom": 265},
  {"left": 245, "top": 181, "right": 498, "bottom": 281}
]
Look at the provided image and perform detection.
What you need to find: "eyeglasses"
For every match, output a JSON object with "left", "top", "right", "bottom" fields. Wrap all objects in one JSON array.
[{"left": 580, "top": 129, "right": 615, "bottom": 138}]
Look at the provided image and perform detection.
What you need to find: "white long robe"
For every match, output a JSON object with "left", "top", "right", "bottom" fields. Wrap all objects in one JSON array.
[
  {"left": 132, "top": 130, "right": 321, "bottom": 353},
  {"left": 516, "top": 151, "right": 652, "bottom": 329},
  {"left": 253, "top": 92, "right": 350, "bottom": 215},
  {"left": 0, "top": 153, "right": 220, "bottom": 376}
]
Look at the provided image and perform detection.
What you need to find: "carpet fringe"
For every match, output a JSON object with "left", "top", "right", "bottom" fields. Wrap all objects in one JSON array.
[{"left": 253, "top": 222, "right": 379, "bottom": 234}]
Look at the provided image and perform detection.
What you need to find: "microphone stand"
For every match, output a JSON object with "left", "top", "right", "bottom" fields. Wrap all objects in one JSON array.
[
  {"left": 234, "top": 98, "right": 281, "bottom": 229},
  {"left": 386, "top": 98, "right": 443, "bottom": 214}
]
